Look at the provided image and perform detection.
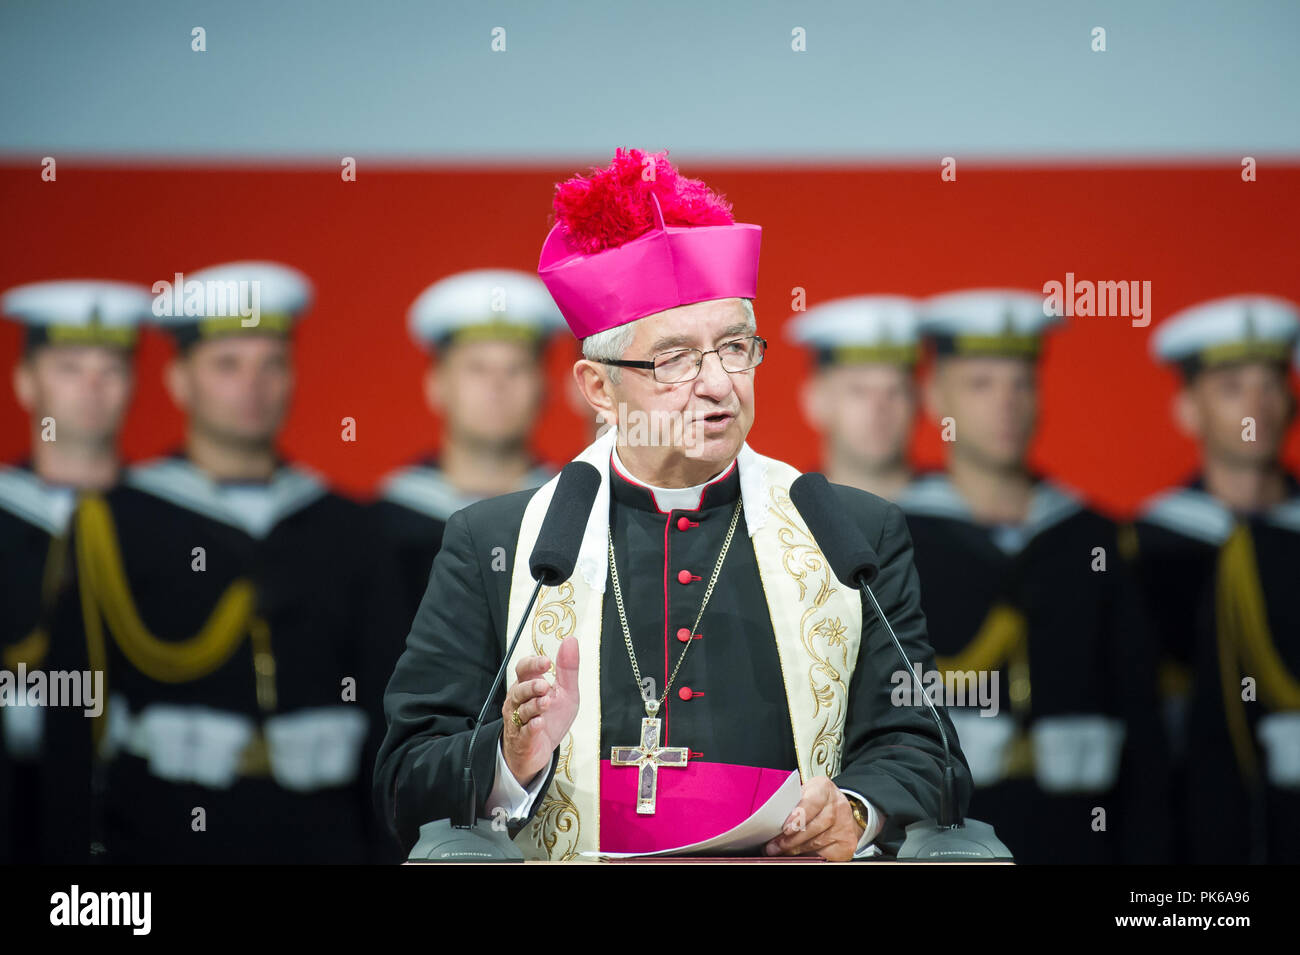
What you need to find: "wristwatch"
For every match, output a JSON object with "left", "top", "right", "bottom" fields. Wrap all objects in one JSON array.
[{"left": 844, "top": 793, "right": 869, "bottom": 835}]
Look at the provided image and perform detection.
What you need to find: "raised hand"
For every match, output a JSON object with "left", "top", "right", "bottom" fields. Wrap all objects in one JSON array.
[{"left": 500, "top": 635, "right": 580, "bottom": 785}]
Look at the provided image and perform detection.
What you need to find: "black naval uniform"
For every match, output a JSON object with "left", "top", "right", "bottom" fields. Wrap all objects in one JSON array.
[
  {"left": 900, "top": 473, "right": 1170, "bottom": 864},
  {"left": 375, "top": 454, "right": 972, "bottom": 857},
  {"left": 0, "top": 731, "right": 9, "bottom": 864},
  {"left": 0, "top": 463, "right": 79, "bottom": 864},
  {"left": 41, "top": 454, "right": 409, "bottom": 864},
  {"left": 1132, "top": 474, "right": 1300, "bottom": 864},
  {"left": 371, "top": 456, "right": 555, "bottom": 620}
]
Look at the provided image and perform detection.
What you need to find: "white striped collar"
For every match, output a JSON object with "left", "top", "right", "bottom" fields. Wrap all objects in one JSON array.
[
  {"left": 379, "top": 460, "right": 555, "bottom": 522},
  {"left": 125, "top": 457, "right": 328, "bottom": 539},
  {"left": 899, "top": 472, "right": 1085, "bottom": 555},
  {"left": 0, "top": 465, "right": 77, "bottom": 536},
  {"left": 1139, "top": 481, "right": 1300, "bottom": 545}
]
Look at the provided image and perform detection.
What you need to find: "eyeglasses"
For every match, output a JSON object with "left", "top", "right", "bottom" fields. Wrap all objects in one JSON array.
[{"left": 594, "top": 335, "right": 767, "bottom": 383}]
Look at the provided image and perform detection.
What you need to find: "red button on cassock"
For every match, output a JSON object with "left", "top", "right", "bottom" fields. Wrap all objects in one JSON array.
[
  {"left": 678, "top": 687, "right": 694, "bottom": 701},
  {"left": 677, "top": 569, "right": 692, "bottom": 584},
  {"left": 676, "top": 517, "right": 691, "bottom": 531},
  {"left": 677, "top": 627, "right": 692, "bottom": 642}
]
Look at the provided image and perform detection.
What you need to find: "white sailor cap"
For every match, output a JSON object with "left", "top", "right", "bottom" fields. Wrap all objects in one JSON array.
[
  {"left": 784, "top": 295, "right": 921, "bottom": 367},
  {"left": 409, "top": 268, "right": 565, "bottom": 352},
  {"left": 1150, "top": 294, "right": 1300, "bottom": 377},
  {"left": 1, "top": 279, "right": 152, "bottom": 351},
  {"left": 151, "top": 261, "right": 313, "bottom": 348},
  {"left": 919, "top": 288, "right": 1062, "bottom": 358}
]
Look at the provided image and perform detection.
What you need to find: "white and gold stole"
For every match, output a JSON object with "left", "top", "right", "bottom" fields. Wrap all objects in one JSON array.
[{"left": 503, "top": 428, "right": 864, "bottom": 859}]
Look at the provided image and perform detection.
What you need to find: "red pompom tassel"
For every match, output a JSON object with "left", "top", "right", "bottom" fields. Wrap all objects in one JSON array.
[{"left": 551, "top": 147, "right": 735, "bottom": 254}]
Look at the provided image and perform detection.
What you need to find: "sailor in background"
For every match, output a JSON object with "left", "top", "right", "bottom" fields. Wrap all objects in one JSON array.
[
  {"left": 372, "top": 269, "right": 564, "bottom": 616},
  {"left": 0, "top": 279, "right": 151, "bottom": 864},
  {"left": 1131, "top": 294, "right": 1300, "bottom": 864},
  {"left": 899, "top": 289, "right": 1169, "bottom": 864},
  {"left": 785, "top": 295, "right": 921, "bottom": 501},
  {"left": 41, "top": 261, "right": 408, "bottom": 863}
]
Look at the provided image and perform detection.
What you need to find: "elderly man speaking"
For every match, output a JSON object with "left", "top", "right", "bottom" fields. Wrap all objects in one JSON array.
[{"left": 375, "top": 148, "right": 970, "bottom": 861}]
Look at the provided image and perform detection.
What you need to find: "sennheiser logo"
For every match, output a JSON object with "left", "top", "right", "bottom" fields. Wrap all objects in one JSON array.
[{"left": 49, "top": 885, "right": 151, "bottom": 936}]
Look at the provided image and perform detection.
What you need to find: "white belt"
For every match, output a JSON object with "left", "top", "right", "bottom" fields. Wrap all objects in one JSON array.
[
  {"left": 262, "top": 705, "right": 369, "bottom": 792},
  {"left": 1257, "top": 712, "right": 1300, "bottom": 788},
  {"left": 949, "top": 709, "right": 1017, "bottom": 786},
  {"left": 950, "top": 710, "right": 1127, "bottom": 792},
  {"left": 1, "top": 695, "right": 45, "bottom": 760},
  {"left": 103, "top": 694, "right": 368, "bottom": 792},
  {"left": 1031, "top": 715, "right": 1126, "bottom": 793}
]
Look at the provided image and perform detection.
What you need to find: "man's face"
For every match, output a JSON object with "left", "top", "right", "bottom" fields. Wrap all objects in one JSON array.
[
  {"left": 927, "top": 355, "right": 1038, "bottom": 470},
  {"left": 167, "top": 335, "right": 294, "bottom": 448},
  {"left": 802, "top": 363, "right": 916, "bottom": 472},
  {"left": 592, "top": 298, "right": 757, "bottom": 473},
  {"left": 428, "top": 339, "right": 545, "bottom": 450},
  {"left": 14, "top": 345, "right": 134, "bottom": 446},
  {"left": 1176, "top": 361, "right": 1296, "bottom": 465}
]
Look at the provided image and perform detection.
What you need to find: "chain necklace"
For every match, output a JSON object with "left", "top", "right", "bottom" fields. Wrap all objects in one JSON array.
[{"left": 607, "top": 497, "right": 743, "bottom": 717}]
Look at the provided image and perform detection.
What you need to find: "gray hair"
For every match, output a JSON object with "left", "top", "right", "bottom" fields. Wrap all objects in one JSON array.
[{"left": 582, "top": 298, "right": 756, "bottom": 383}]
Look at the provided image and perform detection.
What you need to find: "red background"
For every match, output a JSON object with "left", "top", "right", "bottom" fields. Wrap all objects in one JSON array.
[{"left": 2, "top": 160, "right": 1298, "bottom": 518}]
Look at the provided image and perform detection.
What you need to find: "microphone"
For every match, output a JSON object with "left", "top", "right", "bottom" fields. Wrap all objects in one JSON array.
[
  {"left": 789, "top": 472, "right": 1013, "bottom": 862},
  {"left": 530, "top": 461, "right": 602, "bottom": 584},
  {"left": 789, "top": 473, "right": 881, "bottom": 586},
  {"left": 408, "top": 461, "right": 601, "bottom": 863}
]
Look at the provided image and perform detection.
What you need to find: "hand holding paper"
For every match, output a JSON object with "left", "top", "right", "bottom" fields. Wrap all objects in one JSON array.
[{"left": 764, "top": 775, "right": 863, "bottom": 861}]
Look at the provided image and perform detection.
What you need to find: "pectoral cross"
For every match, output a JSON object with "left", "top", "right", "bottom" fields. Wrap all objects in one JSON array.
[{"left": 610, "top": 716, "right": 689, "bottom": 814}]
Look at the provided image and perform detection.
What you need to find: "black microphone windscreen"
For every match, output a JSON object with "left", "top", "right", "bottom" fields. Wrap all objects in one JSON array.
[
  {"left": 789, "top": 472, "right": 881, "bottom": 586},
  {"left": 529, "top": 461, "right": 602, "bottom": 584}
]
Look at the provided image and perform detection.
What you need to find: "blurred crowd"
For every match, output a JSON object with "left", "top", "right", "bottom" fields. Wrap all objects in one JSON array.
[{"left": 1, "top": 263, "right": 1296, "bottom": 864}]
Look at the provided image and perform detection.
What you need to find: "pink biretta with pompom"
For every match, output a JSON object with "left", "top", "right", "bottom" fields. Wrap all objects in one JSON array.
[{"left": 538, "top": 148, "right": 762, "bottom": 338}]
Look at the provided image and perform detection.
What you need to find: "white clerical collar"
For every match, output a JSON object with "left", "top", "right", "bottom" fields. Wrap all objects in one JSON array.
[
  {"left": 568, "top": 427, "right": 774, "bottom": 592},
  {"left": 609, "top": 443, "right": 735, "bottom": 512}
]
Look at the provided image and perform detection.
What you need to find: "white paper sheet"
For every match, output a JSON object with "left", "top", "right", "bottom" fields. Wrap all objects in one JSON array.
[{"left": 582, "top": 769, "right": 803, "bottom": 859}]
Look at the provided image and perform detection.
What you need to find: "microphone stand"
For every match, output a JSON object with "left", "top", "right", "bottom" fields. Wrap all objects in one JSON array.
[
  {"left": 857, "top": 577, "right": 1014, "bottom": 862},
  {"left": 406, "top": 576, "right": 549, "bottom": 863},
  {"left": 407, "top": 461, "right": 599, "bottom": 863}
]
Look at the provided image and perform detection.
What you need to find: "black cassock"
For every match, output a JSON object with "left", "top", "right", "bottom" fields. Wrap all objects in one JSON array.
[
  {"left": 0, "top": 463, "right": 78, "bottom": 864},
  {"left": 900, "top": 473, "right": 1170, "bottom": 864},
  {"left": 370, "top": 455, "right": 555, "bottom": 621},
  {"left": 375, "top": 455, "right": 973, "bottom": 857},
  {"left": 1132, "top": 475, "right": 1300, "bottom": 864},
  {"left": 41, "top": 455, "right": 408, "bottom": 864}
]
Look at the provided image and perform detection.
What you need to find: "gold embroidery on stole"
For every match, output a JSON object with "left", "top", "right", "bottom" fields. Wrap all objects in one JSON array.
[
  {"left": 504, "top": 481, "right": 603, "bottom": 860},
  {"left": 751, "top": 474, "right": 863, "bottom": 782}
]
